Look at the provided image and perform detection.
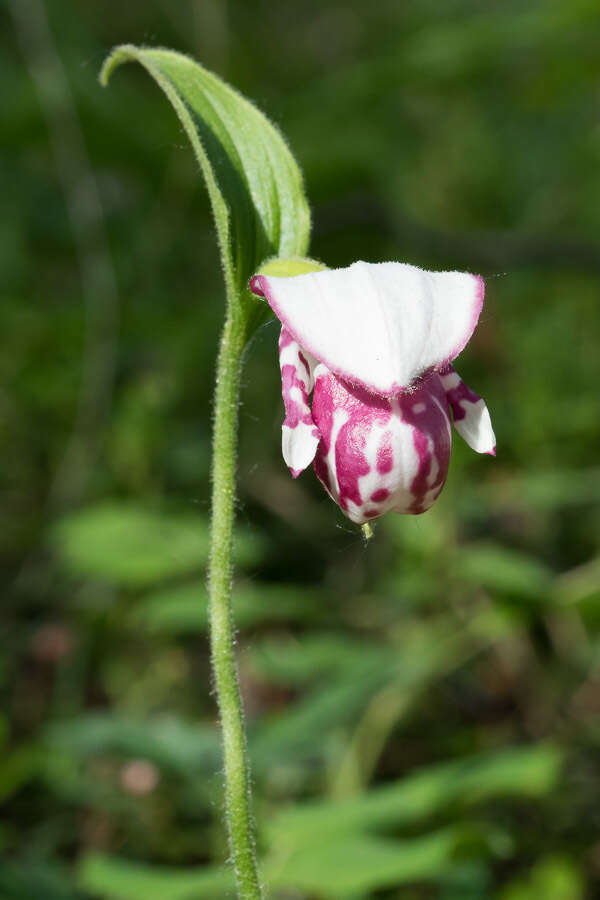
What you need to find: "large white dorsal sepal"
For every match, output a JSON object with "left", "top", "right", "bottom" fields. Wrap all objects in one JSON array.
[{"left": 250, "top": 261, "right": 484, "bottom": 397}]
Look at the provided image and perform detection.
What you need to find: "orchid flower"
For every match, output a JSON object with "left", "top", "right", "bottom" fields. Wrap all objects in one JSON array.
[{"left": 250, "top": 261, "right": 495, "bottom": 526}]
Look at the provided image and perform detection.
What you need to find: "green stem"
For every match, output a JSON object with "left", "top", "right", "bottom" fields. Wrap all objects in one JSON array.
[{"left": 207, "top": 308, "right": 263, "bottom": 900}]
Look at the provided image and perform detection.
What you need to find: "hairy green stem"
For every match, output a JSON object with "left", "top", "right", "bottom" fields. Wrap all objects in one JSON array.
[{"left": 207, "top": 309, "right": 263, "bottom": 900}]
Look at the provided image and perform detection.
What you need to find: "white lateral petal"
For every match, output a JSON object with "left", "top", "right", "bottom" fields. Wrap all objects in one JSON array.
[
  {"left": 278, "top": 328, "right": 320, "bottom": 476},
  {"left": 282, "top": 421, "right": 320, "bottom": 476},
  {"left": 250, "top": 261, "right": 484, "bottom": 396},
  {"left": 440, "top": 365, "right": 496, "bottom": 455}
]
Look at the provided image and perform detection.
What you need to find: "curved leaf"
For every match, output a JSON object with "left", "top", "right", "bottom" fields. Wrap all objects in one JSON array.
[
  {"left": 50, "top": 501, "right": 266, "bottom": 587},
  {"left": 101, "top": 45, "right": 311, "bottom": 318}
]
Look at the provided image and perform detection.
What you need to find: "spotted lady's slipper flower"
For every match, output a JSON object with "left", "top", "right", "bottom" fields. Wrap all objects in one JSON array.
[{"left": 250, "top": 261, "right": 495, "bottom": 525}]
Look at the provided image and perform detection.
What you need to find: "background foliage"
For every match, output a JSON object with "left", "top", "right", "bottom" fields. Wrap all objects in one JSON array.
[{"left": 3, "top": 0, "right": 600, "bottom": 897}]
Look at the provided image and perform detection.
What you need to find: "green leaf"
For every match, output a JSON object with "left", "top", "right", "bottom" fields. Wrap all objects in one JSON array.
[
  {"left": 456, "top": 543, "right": 554, "bottom": 602},
  {"left": 45, "top": 714, "right": 219, "bottom": 778},
  {"left": 250, "top": 656, "right": 395, "bottom": 766},
  {"left": 248, "top": 632, "right": 389, "bottom": 686},
  {"left": 459, "top": 468, "right": 600, "bottom": 521},
  {"left": 249, "top": 619, "right": 478, "bottom": 767},
  {"left": 267, "top": 744, "right": 563, "bottom": 846},
  {"left": 101, "top": 46, "right": 310, "bottom": 321},
  {"left": 0, "top": 744, "right": 44, "bottom": 803},
  {"left": 0, "top": 861, "right": 81, "bottom": 900},
  {"left": 269, "top": 827, "right": 467, "bottom": 897},
  {"left": 79, "top": 828, "right": 466, "bottom": 899},
  {"left": 78, "top": 854, "right": 233, "bottom": 900},
  {"left": 498, "top": 856, "right": 585, "bottom": 900},
  {"left": 134, "top": 581, "right": 325, "bottom": 634},
  {"left": 50, "top": 502, "right": 266, "bottom": 587}
]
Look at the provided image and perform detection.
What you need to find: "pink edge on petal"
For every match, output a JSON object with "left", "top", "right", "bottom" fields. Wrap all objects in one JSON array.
[
  {"left": 487, "top": 445, "right": 497, "bottom": 457},
  {"left": 437, "top": 274, "right": 486, "bottom": 373},
  {"left": 249, "top": 275, "right": 267, "bottom": 297},
  {"left": 290, "top": 467, "right": 303, "bottom": 479}
]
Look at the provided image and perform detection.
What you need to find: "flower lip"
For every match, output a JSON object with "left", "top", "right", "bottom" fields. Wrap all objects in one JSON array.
[
  {"left": 310, "top": 366, "right": 453, "bottom": 523},
  {"left": 249, "top": 262, "right": 485, "bottom": 398}
]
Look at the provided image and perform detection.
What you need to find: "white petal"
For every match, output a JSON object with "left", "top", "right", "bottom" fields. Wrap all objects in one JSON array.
[
  {"left": 440, "top": 365, "right": 496, "bottom": 455},
  {"left": 250, "top": 261, "right": 484, "bottom": 396},
  {"left": 278, "top": 328, "right": 320, "bottom": 476},
  {"left": 282, "top": 420, "right": 320, "bottom": 476}
]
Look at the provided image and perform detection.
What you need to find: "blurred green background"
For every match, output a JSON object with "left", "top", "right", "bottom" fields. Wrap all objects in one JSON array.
[{"left": 3, "top": 0, "right": 600, "bottom": 897}]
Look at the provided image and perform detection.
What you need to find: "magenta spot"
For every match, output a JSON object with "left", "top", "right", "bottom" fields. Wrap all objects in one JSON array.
[
  {"left": 277, "top": 330, "right": 321, "bottom": 478},
  {"left": 408, "top": 429, "right": 432, "bottom": 514},
  {"left": 313, "top": 441, "right": 333, "bottom": 497},
  {"left": 298, "top": 350, "right": 311, "bottom": 379},
  {"left": 364, "top": 508, "right": 380, "bottom": 518},
  {"left": 370, "top": 488, "right": 390, "bottom": 503},
  {"left": 443, "top": 366, "right": 482, "bottom": 422},
  {"left": 488, "top": 445, "right": 496, "bottom": 457},
  {"left": 399, "top": 374, "right": 452, "bottom": 515},
  {"left": 311, "top": 373, "right": 337, "bottom": 456},
  {"left": 376, "top": 433, "right": 394, "bottom": 474},
  {"left": 281, "top": 364, "right": 313, "bottom": 428},
  {"left": 334, "top": 421, "right": 371, "bottom": 510}
]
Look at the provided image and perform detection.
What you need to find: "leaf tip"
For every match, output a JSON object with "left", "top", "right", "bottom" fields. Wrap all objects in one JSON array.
[{"left": 99, "top": 43, "right": 139, "bottom": 87}]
